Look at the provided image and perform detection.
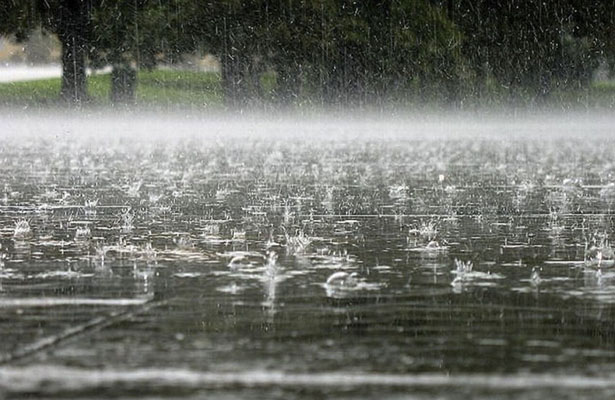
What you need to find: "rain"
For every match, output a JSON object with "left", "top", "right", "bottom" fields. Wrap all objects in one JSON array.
[{"left": 2, "top": 1, "right": 615, "bottom": 399}]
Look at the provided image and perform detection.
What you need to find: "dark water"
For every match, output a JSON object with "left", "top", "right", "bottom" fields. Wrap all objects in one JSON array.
[{"left": 1, "top": 119, "right": 615, "bottom": 398}]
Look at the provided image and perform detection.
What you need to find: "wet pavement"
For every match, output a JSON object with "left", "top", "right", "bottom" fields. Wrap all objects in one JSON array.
[{"left": 1, "top": 117, "right": 615, "bottom": 398}]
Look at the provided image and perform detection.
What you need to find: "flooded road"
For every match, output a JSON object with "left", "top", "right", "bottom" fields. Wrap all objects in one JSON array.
[{"left": 0, "top": 115, "right": 615, "bottom": 398}]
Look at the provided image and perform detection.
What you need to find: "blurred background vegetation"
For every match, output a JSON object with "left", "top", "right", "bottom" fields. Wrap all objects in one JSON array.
[{"left": 1, "top": 0, "right": 615, "bottom": 110}]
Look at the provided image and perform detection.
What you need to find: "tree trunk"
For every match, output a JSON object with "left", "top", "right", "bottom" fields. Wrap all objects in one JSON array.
[
  {"left": 111, "top": 64, "right": 137, "bottom": 104},
  {"left": 58, "top": 0, "right": 90, "bottom": 105},
  {"left": 59, "top": 31, "right": 87, "bottom": 104}
]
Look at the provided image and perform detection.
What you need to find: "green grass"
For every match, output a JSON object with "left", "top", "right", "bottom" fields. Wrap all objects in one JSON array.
[
  {"left": 1, "top": 67, "right": 615, "bottom": 110},
  {"left": 0, "top": 69, "right": 223, "bottom": 109},
  {"left": 136, "top": 69, "right": 222, "bottom": 107},
  {"left": 0, "top": 77, "right": 62, "bottom": 106}
]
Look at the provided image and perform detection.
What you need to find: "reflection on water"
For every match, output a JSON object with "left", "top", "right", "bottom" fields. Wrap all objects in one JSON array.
[{"left": 1, "top": 129, "right": 615, "bottom": 398}]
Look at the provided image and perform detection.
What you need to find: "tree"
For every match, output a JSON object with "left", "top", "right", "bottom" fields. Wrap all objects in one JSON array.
[
  {"left": 89, "top": 0, "right": 205, "bottom": 104},
  {"left": 264, "top": 0, "right": 468, "bottom": 106},
  {"left": 55, "top": 0, "right": 92, "bottom": 103},
  {"left": 3, "top": 0, "right": 610, "bottom": 108},
  {"left": 1, "top": 0, "right": 96, "bottom": 104},
  {"left": 186, "top": 0, "right": 468, "bottom": 108},
  {"left": 452, "top": 1, "right": 604, "bottom": 102}
]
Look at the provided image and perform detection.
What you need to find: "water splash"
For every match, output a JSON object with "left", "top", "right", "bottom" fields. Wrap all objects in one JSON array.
[{"left": 13, "top": 220, "right": 31, "bottom": 240}]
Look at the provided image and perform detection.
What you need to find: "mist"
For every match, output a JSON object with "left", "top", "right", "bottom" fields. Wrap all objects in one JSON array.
[{"left": 2, "top": 109, "right": 614, "bottom": 143}]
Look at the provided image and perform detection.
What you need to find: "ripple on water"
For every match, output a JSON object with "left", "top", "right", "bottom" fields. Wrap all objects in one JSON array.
[{"left": 3, "top": 133, "right": 615, "bottom": 394}]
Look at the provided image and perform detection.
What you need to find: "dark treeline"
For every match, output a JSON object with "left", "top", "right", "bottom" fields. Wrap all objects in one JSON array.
[{"left": 1, "top": 0, "right": 614, "bottom": 107}]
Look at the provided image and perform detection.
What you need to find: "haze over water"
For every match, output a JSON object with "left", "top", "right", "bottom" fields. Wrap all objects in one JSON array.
[{"left": 1, "top": 112, "right": 615, "bottom": 399}]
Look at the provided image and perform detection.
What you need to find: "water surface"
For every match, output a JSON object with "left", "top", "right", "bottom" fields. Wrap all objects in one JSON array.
[{"left": 0, "top": 115, "right": 614, "bottom": 398}]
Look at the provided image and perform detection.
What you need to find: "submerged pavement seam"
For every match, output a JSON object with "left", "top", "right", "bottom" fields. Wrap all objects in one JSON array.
[{"left": 0, "top": 300, "right": 165, "bottom": 365}]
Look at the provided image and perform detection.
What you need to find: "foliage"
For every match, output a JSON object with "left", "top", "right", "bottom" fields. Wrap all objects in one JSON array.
[
  {"left": 2, "top": 0, "right": 615, "bottom": 107},
  {"left": 453, "top": 1, "right": 607, "bottom": 101}
]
